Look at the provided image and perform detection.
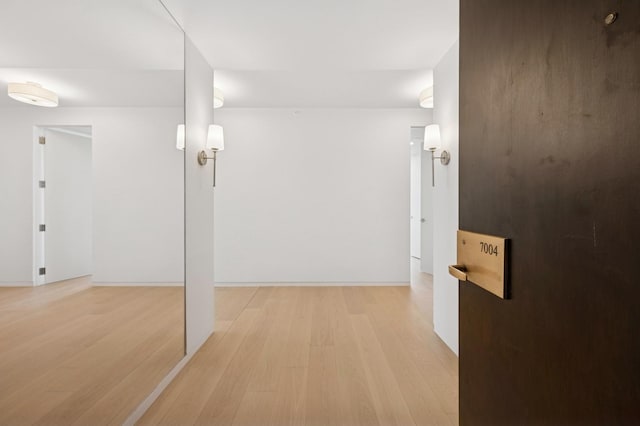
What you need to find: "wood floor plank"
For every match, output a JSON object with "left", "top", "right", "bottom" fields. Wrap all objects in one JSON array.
[
  {"left": 0, "top": 280, "right": 183, "bottom": 426},
  {"left": 1, "top": 391, "right": 74, "bottom": 426},
  {"left": 350, "top": 312, "right": 417, "bottom": 426},
  {"left": 268, "top": 366, "right": 308, "bottom": 426},
  {"left": 135, "top": 333, "right": 229, "bottom": 426},
  {"left": 341, "top": 286, "right": 367, "bottom": 315},
  {"left": 304, "top": 344, "right": 342, "bottom": 426},
  {"left": 245, "top": 287, "right": 273, "bottom": 309},
  {"left": 282, "top": 288, "right": 314, "bottom": 368},
  {"left": 309, "top": 287, "right": 335, "bottom": 347},
  {"left": 76, "top": 334, "right": 184, "bottom": 426},
  {"left": 216, "top": 287, "right": 258, "bottom": 321},
  {"left": 140, "top": 268, "right": 458, "bottom": 426},
  {"left": 138, "top": 287, "right": 239, "bottom": 425},
  {"left": 140, "top": 308, "right": 263, "bottom": 425},
  {"left": 332, "top": 289, "right": 381, "bottom": 426},
  {"left": 231, "top": 391, "right": 278, "bottom": 426},
  {"left": 246, "top": 287, "right": 297, "bottom": 392},
  {"left": 193, "top": 300, "right": 275, "bottom": 425},
  {"left": 364, "top": 288, "right": 456, "bottom": 426},
  {"left": 365, "top": 286, "right": 459, "bottom": 418}
]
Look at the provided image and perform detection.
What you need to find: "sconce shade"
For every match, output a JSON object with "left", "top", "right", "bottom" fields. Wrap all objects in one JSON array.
[
  {"left": 206, "top": 124, "right": 224, "bottom": 151},
  {"left": 424, "top": 124, "right": 441, "bottom": 150},
  {"left": 176, "top": 124, "right": 185, "bottom": 150},
  {"left": 419, "top": 87, "right": 433, "bottom": 108},
  {"left": 8, "top": 82, "right": 58, "bottom": 107},
  {"left": 213, "top": 87, "right": 224, "bottom": 109}
]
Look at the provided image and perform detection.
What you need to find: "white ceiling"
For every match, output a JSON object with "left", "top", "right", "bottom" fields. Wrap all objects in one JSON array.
[
  {"left": 0, "top": 0, "right": 458, "bottom": 108},
  {"left": 214, "top": 69, "right": 433, "bottom": 108},
  {"left": 164, "top": 0, "right": 459, "bottom": 108},
  {"left": 165, "top": 0, "right": 458, "bottom": 70},
  {"left": 0, "top": 0, "right": 183, "bottom": 108},
  {"left": 0, "top": 0, "right": 183, "bottom": 70},
  {"left": 0, "top": 69, "right": 183, "bottom": 108}
]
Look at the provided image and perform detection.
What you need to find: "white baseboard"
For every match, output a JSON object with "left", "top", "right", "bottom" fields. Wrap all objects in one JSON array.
[
  {"left": 214, "top": 281, "right": 410, "bottom": 287},
  {"left": 92, "top": 282, "right": 184, "bottom": 287},
  {"left": 0, "top": 282, "right": 33, "bottom": 287}
]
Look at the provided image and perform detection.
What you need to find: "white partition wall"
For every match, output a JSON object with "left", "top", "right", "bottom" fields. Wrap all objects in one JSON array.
[
  {"left": 432, "top": 40, "right": 460, "bottom": 355},
  {"left": 184, "top": 36, "right": 215, "bottom": 354}
]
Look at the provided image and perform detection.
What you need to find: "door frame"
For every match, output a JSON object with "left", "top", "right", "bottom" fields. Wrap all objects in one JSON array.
[
  {"left": 33, "top": 125, "right": 93, "bottom": 286},
  {"left": 33, "top": 126, "right": 46, "bottom": 286}
]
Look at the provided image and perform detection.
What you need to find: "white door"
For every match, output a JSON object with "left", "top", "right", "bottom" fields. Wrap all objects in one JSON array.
[
  {"left": 43, "top": 127, "right": 93, "bottom": 284},
  {"left": 410, "top": 139, "right": 422, "bottom": 259}
]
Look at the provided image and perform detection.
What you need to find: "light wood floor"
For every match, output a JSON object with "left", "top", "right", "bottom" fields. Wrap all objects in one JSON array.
[
  {"left": 0, "top": 278, "right": 184, "bottom": 426},
  {"left": 140, "top": 271, "right": 459, "bottom": 425}
]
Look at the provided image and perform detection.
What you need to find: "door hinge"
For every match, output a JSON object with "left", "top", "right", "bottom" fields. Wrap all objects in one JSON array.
[
  {"left": 39, "top": 180, "right": 46, "bottom": 188},
  {"left": 39, "top": 224, "right": 46, "bottom": 232},
  {"left": 39, "top": 136, "right": 46, "bottom": 145},
  {"left": 39, "top": 267, "right": 46, "bottom": 275}
]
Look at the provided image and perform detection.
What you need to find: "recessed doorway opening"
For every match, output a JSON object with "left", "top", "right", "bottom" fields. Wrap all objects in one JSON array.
[
  {"left": 33, "top": 125, "right": 93, "bottom": 286},
  {"left": 410, "top": 126, "right": 434, "bottom": 287}
]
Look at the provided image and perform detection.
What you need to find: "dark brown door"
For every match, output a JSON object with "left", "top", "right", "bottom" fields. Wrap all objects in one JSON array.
[{"left": 459, "top": 1, "right": 640, "bottom": 424}]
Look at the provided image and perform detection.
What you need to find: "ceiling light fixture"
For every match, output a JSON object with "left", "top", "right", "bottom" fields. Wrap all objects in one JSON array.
[
  {"left": 419, "top": 86, "right": 433, "bottom": 108},
  {"left": 213, "top": 87, "right": 224, "bottom": 108},
  {"left": 7, "top": 82, "right": 58, "bottom": 107}
]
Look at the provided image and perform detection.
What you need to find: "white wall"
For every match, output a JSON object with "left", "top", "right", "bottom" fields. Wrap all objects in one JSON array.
[
  {"left": 91, "top": 109, "right": 183, "bottom": 283},
  {"left": 0, "top": 111, "right": 32, "bottom": 284},
  {"left": 213, "top": 108, "right": 431, "bottom": 284},
  {"left": 432, "top": 40, "right": 460, "bottom": 354},
  {"left": 0, "top": 107, "right": 184, "bottom": 285},
  {"left": 184, "top": 36, "right": 215, "bottom": 354}
]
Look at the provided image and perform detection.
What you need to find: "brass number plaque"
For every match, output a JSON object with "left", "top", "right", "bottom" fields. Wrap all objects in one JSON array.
[{"left": 450, "top": 230, "right": 509, "bottom": 299}]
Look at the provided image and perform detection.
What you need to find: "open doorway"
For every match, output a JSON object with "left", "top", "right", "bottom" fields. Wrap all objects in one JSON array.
[
  {"left": 410, "top": 126, "right": 434, "bottom": 283},
  {"left": 410, "top": 127, "right": 422, "bottom": 260},
  {"left": 33, "top": 125, "right": 92, "bottom": 286}
]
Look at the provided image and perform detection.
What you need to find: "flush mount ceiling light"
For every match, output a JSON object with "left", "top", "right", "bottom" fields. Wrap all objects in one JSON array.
[
  {"left": 213, "top": 87, "right": 224, "bottom": 108},
  {"left": 7, "top": 82, "right": 58, "bottom": 107},
  {"left": 419, "top": 86, "right": 433, "bottom": 108}
]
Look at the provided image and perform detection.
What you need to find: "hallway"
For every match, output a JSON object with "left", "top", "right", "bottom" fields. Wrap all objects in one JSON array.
[{"left": 141, "top": 269, "right": 458, "bottom": 425}]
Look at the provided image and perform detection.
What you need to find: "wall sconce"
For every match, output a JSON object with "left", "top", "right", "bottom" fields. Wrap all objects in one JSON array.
[
  {"left": 176, "top": 124, "right": 185, "bottom": 150},
  {"left": 198, "top": 124, "right": 224, "bottom": 187},
  {"left": 424, "top": 124, "right": 450, "bottom": 187}
]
